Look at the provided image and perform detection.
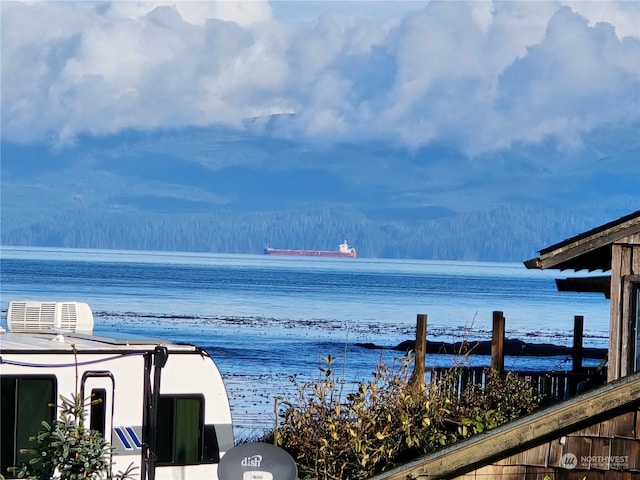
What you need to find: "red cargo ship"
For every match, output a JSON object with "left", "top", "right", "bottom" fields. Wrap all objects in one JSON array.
[{"left": 264, "top": 241, "right": 357, "bottom": 258}]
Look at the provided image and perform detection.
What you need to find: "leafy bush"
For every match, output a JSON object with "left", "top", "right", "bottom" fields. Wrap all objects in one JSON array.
[
  {"left": 276, "top": 354, "right": 541, "bottom": 480},
  {"left": 12, "top": 393, "right": 136, "bottom": 480}
]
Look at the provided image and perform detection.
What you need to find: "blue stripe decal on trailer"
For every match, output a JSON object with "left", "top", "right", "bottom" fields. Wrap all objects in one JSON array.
[
  {"left": 125, "top": 427, "right": 142, "bottom": 448},
  {"left": 114, "top": 427, "right": 132, "bottom": 449}
]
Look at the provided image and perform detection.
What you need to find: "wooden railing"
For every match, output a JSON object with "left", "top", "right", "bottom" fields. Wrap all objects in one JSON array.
[
  {"left": 408, "top": 312, "right": 608, "bottom": 405},
  {"left": 426, "top": 365, "right": 607, "bottom": 406}
]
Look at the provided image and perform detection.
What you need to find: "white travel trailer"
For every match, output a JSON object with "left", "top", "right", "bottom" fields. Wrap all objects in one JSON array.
[{"left": 0, "top": 300, "right": 234, "bottom": 480}]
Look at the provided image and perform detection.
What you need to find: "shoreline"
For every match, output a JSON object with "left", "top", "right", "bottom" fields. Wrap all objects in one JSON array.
[
  {"left": 355, "top": 337, "right": 608, "bottom": 358},
  {"left": 92, "top": 314, "right": 609, "bottom": 438},
  {"left": 94, "top": 311, "right": 610, "bottom": 349}
]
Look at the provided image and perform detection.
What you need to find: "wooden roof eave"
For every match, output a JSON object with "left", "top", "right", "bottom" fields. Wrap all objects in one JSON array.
[
  {"left": 555, "top": 275, "right": 611, "bottom": 298},
  {"left": 525, "top": 214, "right": 640, "bottom": 271}
]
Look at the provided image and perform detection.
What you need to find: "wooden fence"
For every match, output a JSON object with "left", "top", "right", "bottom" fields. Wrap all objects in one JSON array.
[
  {"left": 426, "top": 365, "right": 607, "bottom": 406},
  {"left": 410, "top": 311, "right": 608, "bottom": 405}
]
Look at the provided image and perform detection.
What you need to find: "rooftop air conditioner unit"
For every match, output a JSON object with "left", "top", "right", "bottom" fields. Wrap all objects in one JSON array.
[{"left": 7, "top": 300, "right": 94, "bottom": 333}]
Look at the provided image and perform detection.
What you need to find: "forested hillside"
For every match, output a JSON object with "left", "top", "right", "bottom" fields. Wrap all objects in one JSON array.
[
  {"left": 2, "top": 123, "right": 638, "bottom": 261},
  {"left": 2, "top": 200, "right": 637, "bottom": 261}
]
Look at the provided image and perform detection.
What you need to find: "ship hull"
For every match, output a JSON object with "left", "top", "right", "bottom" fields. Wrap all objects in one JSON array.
[{"left": 264, "top": 248, "right": 356, "bottom": 258}]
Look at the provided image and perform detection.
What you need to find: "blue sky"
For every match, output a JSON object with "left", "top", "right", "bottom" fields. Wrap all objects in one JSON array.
[{"left": 1, "top": 0, "right": 639, "bottom": 157}]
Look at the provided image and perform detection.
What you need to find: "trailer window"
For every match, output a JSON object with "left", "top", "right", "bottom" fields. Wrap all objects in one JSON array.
[
  {"left": 0, "top": 376, "right": 56, "bottom": 478},
  {"left": 155, "top": 395, "right": 219, "bottom": 465},
  {"left": 89, "top": 388, "right": 106, "bottom": 436}
]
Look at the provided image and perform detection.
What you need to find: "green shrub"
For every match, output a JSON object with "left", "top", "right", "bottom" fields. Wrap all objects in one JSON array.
[
  {"left": 276, "top": 354, "right": 541, "bottom": 480},
  {"left": 12, "top": 393, "right": 136, "bottom": 480}
]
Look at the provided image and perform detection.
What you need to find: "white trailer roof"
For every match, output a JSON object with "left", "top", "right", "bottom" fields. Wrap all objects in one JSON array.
[
  {"left": 1, "top": 300, "right": 202, "bottom": 354},
  {"left": 0, "top": 330, "right": 198, "bottom": 353}
]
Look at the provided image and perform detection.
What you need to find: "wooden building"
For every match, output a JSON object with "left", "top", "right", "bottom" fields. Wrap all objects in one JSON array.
[
  {"left": 524, "top": 209, "right": 640, "bottom": 382},
  {"left": 370, "top": 211, "right": 640, "bottom": 480}
]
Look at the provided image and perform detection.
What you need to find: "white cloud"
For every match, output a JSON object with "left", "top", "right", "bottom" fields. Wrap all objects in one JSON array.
[
  {"left": 562, "top": 0, "right": 640, "bottom": 39},
  {"left": 490, "top": 6, "right": 639, "bottom": 151},
  {"left": 107, "top": 1, "right": 273, "bottom": 26},
  {"left": 1, "top": 0, "right": 638, "bottom": 155}
]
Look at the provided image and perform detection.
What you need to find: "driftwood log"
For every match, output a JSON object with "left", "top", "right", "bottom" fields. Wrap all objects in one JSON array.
[{"left": 355, "top": 337, "right": 607, "bottom": 358}]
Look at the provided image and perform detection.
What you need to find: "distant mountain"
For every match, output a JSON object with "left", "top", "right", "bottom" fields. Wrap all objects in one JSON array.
[{"left": 1, "top": 120, "right": 638, "bottom": 261}]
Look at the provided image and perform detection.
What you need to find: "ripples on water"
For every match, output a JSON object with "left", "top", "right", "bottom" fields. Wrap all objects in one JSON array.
[{"left": 1, "top": 247, "right": 611, "bottom": 436}]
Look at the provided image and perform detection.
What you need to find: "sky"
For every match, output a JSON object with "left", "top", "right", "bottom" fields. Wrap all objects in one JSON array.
[{"left": 1, "top": 0, "right": 639, "bottom": 157}]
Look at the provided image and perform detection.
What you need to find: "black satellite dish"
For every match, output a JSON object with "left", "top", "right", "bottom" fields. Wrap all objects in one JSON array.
[{"left": 218, "top": 442, "right": 297, "bottom": 480}]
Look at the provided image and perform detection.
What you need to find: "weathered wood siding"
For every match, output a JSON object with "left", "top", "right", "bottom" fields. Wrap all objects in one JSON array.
[
  {"left": 608, "top": 233, "right": 640, "bottom": 382},
  {"left": 368, "top": 373, "right": 640, "bottom": 480},
  {"left": 456, "top": 406, "right": 640, "bottom": 479}
]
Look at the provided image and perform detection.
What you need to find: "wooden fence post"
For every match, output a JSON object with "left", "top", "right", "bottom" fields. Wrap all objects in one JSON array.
[
  {"left": 409, "top": 314, "right": 428, "bottom": 388},
  {"left": 491, "top": 311, "right": 505, "bottom": 374},
  {"left": 573, "top": 315, "right": 584, "bottom": 374}
]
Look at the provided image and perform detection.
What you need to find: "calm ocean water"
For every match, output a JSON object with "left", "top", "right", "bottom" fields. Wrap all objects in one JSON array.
[{"left": 0, "top": 246, "right": 611, "bottom": 436}]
